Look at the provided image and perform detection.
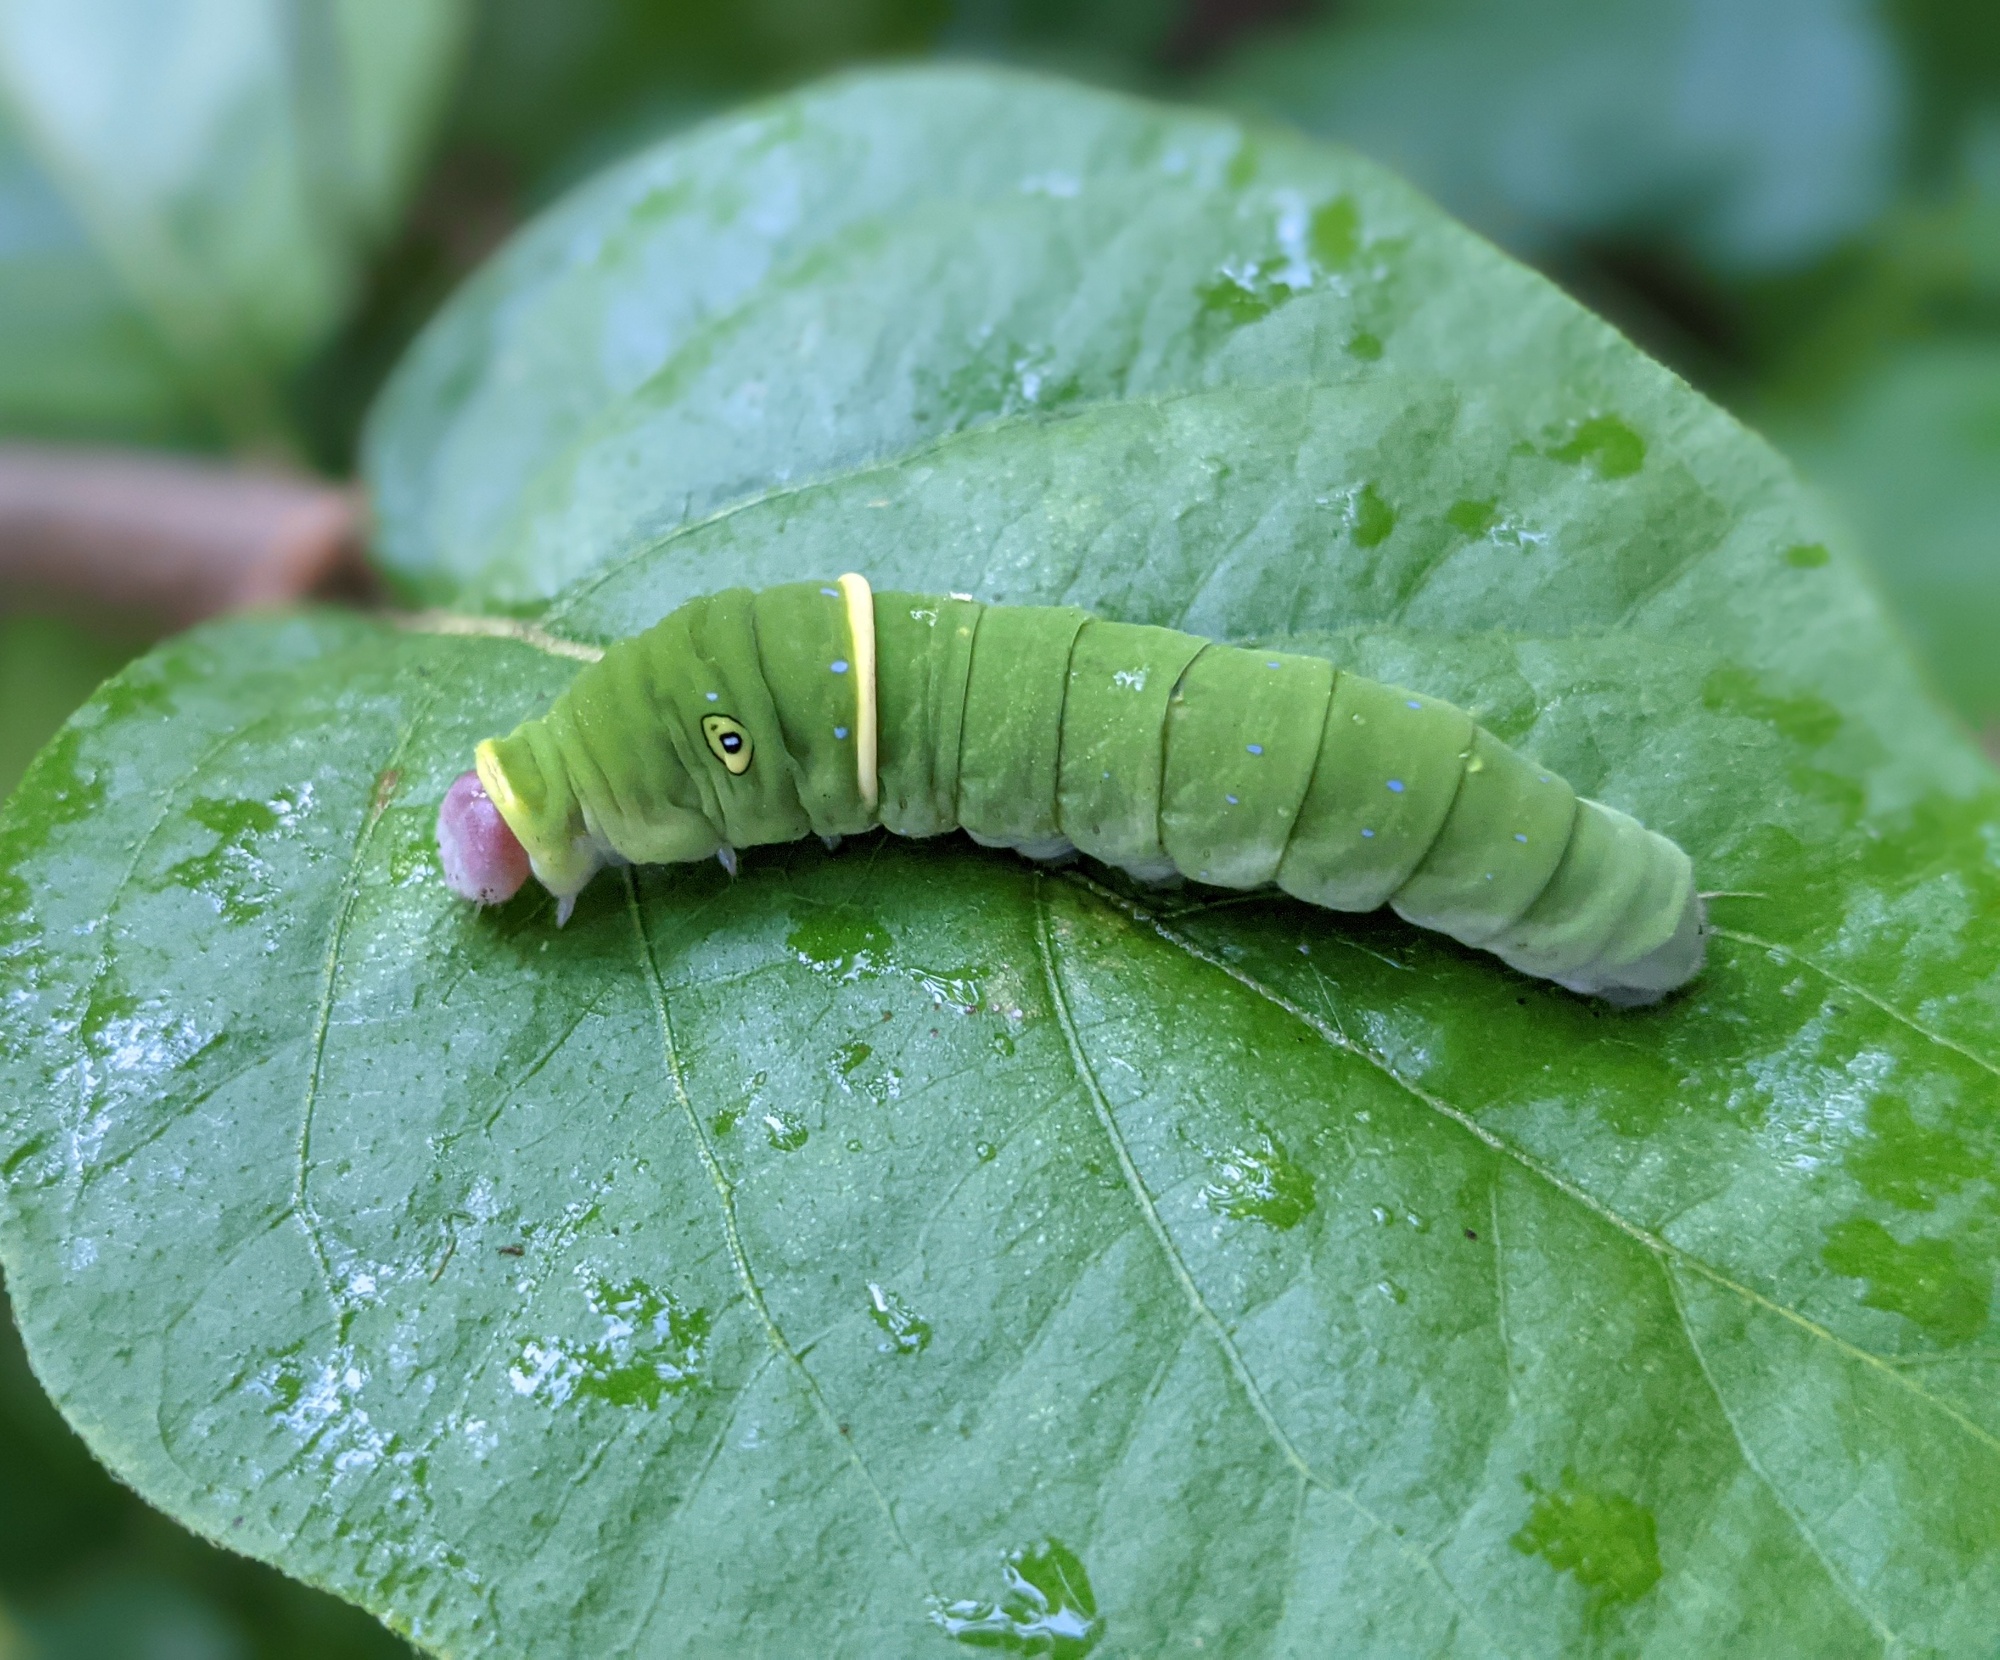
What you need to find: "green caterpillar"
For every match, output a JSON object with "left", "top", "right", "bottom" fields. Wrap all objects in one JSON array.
[{"left": 436, "top": 575, "right": 1704, "bottom": 1003}]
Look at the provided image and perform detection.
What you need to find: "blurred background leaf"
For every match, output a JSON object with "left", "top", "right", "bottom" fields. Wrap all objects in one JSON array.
[
  {"left": 1205, "top": 0, "right": 1903, "bottom": 277},
  {"left": 1778, "top": 339, "right": 2000, "bottom": 728},
  {"left": 0, "top": 613, "right": 151, "bottom": 799},
  {"left": 447, "top": 0, "right": 947, "bottom": 199},
  {"left": 0, "top": 0, "right": 470, "bottom": 452},
  {"left": 0, "top": 103, "right": 196, "bottom": 448},
  {"left": 14, "top": 1574, "right": 248, "bottom": 1660}
]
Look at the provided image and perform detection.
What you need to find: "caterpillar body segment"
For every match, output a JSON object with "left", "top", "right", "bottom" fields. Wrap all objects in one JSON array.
[{"left": 440, "top": 576, "right": 1704, "bottom": 1003}]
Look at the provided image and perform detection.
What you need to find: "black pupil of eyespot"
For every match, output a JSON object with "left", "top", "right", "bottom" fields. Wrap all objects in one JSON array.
[{"left": 722, "top": 733, "right": 741, "bottom": 751}]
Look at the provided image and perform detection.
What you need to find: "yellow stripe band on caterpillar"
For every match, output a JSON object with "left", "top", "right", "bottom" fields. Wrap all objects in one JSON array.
[{"left": 838, "top": 570, "right": 878, "bottom": 811}]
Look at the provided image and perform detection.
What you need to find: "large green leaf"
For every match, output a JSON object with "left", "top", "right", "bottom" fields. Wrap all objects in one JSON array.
[
  {"left": 0, "top": 0, "right": 468, "bottom": 445},
  {"left": 7, "top": 66, "right": 2000, "bottom": 1657}
]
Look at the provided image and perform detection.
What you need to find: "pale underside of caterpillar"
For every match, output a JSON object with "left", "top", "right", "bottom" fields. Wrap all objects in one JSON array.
[{"left": 437, "top": 574, "right": 1706, "bottom": 1004}]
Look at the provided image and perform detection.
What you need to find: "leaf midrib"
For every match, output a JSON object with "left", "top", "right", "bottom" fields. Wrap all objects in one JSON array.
[{"left": 1052, "top": 867, "right": 2000, "bottom": 1462}]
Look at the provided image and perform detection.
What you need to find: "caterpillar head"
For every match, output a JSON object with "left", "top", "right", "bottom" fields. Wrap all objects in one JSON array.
[{"left": 438, "top": 769, "right": 531, "bottom": 908}]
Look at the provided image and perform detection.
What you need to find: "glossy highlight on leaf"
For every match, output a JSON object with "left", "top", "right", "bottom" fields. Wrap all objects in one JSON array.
[
  {"left": 1200, "top": 1129, "right": 1316, "bottom": 1230},
  {"left": 931, "top": 1539, "right": 1100, "bottom": 1657}
]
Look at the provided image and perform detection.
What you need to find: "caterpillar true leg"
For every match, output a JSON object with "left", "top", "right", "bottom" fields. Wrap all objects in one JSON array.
[{"left": 441, "top": 575, "right": 1705, "bottom": 1002}]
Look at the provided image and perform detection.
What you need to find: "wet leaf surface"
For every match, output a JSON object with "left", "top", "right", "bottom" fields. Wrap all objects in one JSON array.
[{"left": 5, "top": 67, "right": 2000, "bottom": 1658}]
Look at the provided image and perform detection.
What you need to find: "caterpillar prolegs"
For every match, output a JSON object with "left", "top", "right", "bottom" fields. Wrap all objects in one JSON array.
[{"left": 437, "top": 575, "right": 1705, "bottom": 1004}]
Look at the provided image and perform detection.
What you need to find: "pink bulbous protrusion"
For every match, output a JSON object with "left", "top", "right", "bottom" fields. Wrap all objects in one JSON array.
[{"left": 437, "top": 769, "right": 531, "bottom": 906}]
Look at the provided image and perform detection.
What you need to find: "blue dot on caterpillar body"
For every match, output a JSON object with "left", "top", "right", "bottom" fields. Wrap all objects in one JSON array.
[
  {"left": 1387, "top": 778, "right": 1406, "bottom": 792},
  {"left": 835, "top": 726, "right": 850, "bottom": 739},
  {"left": 1406, "top": 699, "right": 1422, "bottom": 709},
  {"left": 831, "top": 659, "right": 850, "bottom": 674},
  {"left": 1247, "top": 743, "right": 1264, "bottom": 755}
]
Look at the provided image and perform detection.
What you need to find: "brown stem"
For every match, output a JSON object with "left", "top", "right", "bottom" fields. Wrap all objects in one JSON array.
[{"left": 0, "top": 444, "right": 373, "bottom": 627}]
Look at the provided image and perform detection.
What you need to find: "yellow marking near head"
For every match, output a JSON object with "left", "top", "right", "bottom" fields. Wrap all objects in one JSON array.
[
  {"left": 474, "top": 739, "right": 528, "bottom": 831},
  {"left": 474, "top": 736, "right": 563, "bottom": 892},
  {"left": 702, "top": 713, "right": 753, "bottom": 774},
  {"left": 836, "top": 571, "right": 878, "bottom": 810}
]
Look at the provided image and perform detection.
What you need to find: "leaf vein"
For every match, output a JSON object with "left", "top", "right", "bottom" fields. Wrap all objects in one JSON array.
[
  {"left": 1062, "top": 870, "right": 2000, "bottom": 1462},
  {"left": 1663, "top": 1263, "right": 1900, "bottom": 1653},
  {"left": 1709, "top": 927, "right": 2000, "bottom": 1083},
  {"left": 292, "top": 702, "right": 431, "bottom": 1325},
  {"left": 395, "top": 611, "right": 605, "bottom": 662},
  {"left": 623, "top": 869, "right": 933, "bottom": 1592},
  {"left": 1033, "top": 876, "right": 1510, "bottom": 1653},
  {"left": 623, "top": 1349, "right": 780, "bottom": 1649}
]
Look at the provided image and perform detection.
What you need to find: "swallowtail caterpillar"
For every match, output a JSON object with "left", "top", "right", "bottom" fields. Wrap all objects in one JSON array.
[{"left": 437, "top": 575, "right": 1705, "bottom": 1003}]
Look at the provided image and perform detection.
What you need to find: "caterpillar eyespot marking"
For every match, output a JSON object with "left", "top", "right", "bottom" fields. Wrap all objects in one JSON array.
[
  {"left": 437, "top": 575, "right": 1706, "bottom": 1004},
  {"left": 701, "top": 714, "right": 753, "bottom": 774}
]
